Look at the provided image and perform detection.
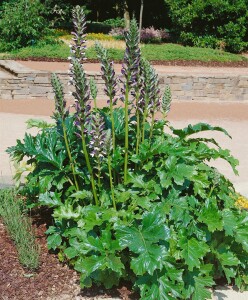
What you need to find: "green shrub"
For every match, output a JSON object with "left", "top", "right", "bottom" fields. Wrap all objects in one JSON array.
[
  {"left": 0, "top": 189, "right": 40, "bottom": 270},
  {"left": 165, "top": 0, "right": 248, "bottom": 53},
  {"left": 103, "top": 17, "right": 125, "bottom": 28},
  {"left": 0, "top": 0, "right": 49, "bottom": 51},
  {"left": 87, "top": 22, "right": 112, "bottom": 34},
  {"left": 7, "top": 6, "right": 248, "bottom": 299}
]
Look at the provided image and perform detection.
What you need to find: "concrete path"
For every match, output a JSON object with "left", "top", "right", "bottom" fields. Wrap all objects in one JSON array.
[{"left": 17, "top": 60, "right": 248, "bottom": 75}]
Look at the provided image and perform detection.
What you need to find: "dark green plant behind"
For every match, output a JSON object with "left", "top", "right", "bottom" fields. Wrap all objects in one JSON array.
[
  {"left": 0, "top": 0, "right": 49, "bottom": 50},
  {"left": 165, "top": 0, "right": 248, "bottom": 53},
  {"left": 7, "top": 6, "right": 248, "bottom": 300}
]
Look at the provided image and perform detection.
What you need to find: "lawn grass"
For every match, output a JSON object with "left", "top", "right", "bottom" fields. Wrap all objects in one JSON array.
[
  {"left": 1, "top": 41, "right": 247, "bottom": 62},
  {"left": 0, "top": 188, "right": 40, "bottom": 270}
]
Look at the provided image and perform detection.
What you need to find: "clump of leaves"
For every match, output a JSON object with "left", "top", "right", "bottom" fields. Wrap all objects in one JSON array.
[
  {"left": 0, "top": 189, "right": 40, "bottom": 270},
  {"left": 7, "top": 6, "right": 248, "bottom": 299}
]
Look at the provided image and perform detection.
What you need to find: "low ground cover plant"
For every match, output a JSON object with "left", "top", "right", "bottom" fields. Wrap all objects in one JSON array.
[
  {"left": 0, "top": 188, "right": 40, "bottom": 270},
  {"left": 8, "top": 6, "right": 248, "bottom": 299},
  {"left": 3, "top": 40, "right": 247, "bottom": 63}
]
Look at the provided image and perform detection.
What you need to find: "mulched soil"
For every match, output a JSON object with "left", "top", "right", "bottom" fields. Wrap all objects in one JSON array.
[
  {"left": 13, "top": 57, "right": 248, "bottom": 68},
  {"left": 0, "top": 207, "right": 137, "bottom": 300}
]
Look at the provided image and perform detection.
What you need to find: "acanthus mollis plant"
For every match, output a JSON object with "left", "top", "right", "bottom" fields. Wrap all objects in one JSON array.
[{"left": 7, "top": 5, "right": 248, "bottom": 300}]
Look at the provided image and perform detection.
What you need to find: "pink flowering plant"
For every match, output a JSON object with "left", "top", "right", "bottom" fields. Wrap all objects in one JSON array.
[
  {"left": 8, "top": 6, "right": 248, "bottom": 299},
  {"left": 140, "top": 26, "right": 169, "bottom": 43},
  {"left": 110, "top": 26, "right": 169, "bottom": 43}
]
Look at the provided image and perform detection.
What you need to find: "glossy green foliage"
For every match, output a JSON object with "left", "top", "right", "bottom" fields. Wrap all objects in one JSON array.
[{"left": 7, "top": 6, "right": 248, "bottom": 299}]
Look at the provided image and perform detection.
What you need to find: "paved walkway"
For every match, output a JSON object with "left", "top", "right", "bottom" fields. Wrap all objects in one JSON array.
[{"left": 17, "top": 60, "right": 248, "bottom": 75}]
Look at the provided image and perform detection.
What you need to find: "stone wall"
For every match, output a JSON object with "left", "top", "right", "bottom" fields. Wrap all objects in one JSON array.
[{"left": 0, "top": 60, "right": 248, "bottom": 101}]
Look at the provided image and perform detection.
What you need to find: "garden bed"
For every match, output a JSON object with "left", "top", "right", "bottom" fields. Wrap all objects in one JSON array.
[
  {"left": 7, "top": 57, "right": 248, "bottom": 67},
  {"left": 0, "top": 207, "right": 136, "bottom": 300}
]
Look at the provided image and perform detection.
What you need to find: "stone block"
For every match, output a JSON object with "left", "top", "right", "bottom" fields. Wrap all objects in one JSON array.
[
  {"left": 0, "top": 91, "right": 12, "bottom": 99},
  {"left": 7, "top": 79, "right": 20, "bottom": 84},
  {"left": 29, "top": 86, "right": 52, "bottom": 94},
  {"left": 170, "top": 77, "right": 185, "bottom": 84},
  {"left": 13, "top": 94, "right": 30, "bottom": 100},
  {"left": 193, "top": 90, "right": 206, "bottom": 97},
  {"left": 238, "top": 80, "right": 248, "bottom": 88},
  {"left": 212, "top": 78, "right": 230, "bottom": 84},
  {"left": 34, "top": 76, "right": 50, "bottom": 84},
  {"left": 176, "top": 95, "right": 193, "bottom": 101},
  {"left": 170, "top": 83, "right": 182, "bottom": 91},
  {"left": 12, "top": 88, "right": 29, "bottom": 95},
  {"left": 181, "top": 83, "right": 193, "bottom": 91},
  {"left": 158, "top": 77, "right": 165, "bottom": 84},
  {"left": 26, "top": 77, "right": 35, "bottom": 81}
]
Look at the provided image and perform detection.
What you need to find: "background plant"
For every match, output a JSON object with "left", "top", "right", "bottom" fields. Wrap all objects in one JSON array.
[
  {"left": 165, "top": 0, "right": 248, "bottom": 53},
  {"left": 7, "top": 6, "right": 248, "bottom": 299},
  {"left": 0, "top": 0, "right": 50, "bottom": 51}
]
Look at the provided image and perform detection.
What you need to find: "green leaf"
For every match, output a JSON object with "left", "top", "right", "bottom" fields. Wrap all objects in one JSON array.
[
  {"left": 179, "top": 238, "right": 209, "bottom": 271},
  {"left": 222, "top": 210, "right": 238, "bottom": 236},
  {"left": 116, "top": 212, "right": 169, "bottom": 275},
  {"left": 138, "top": 270, "right": 183, "bottom": 300},
  {"left": 53, "top": 200, "right": 82, "bottom": 220},
  {"left": 26, "top": 118, "right": 53, "bottom": 130},
  {"left": 116, "top": 212, "right": 170, "bottom": 253},
  {"left": 75, "top": 254, "right": 124, "bottom": 283},
  {"left": 38, "top": 191, "right": 62, "bottom": 207},
  {"left": 131, "top": 246, "right": 167, "bottom": 275},
  {"left": 47, "top": 233, "right": 62, "bottom": 250},
  {"left": 217, "top": 251, "right": 240, "bottom": 266},
  {"left": 198, "top": 204, "right": 223, "bottom": 232},
  {"left": 192, "top": 275, "right": 214, "bottom": 300},
  {"left": 70, "top": 190, "right": 93, "bottom": 201},
  {"left": 171, "top": 123, "right": 231, "bottom": 139},
  {"left": 235, "top": 226, "right": 248, "bottom": 252},
  {"left": 64, "top": 246, "right": 78, "bottom": 259}
]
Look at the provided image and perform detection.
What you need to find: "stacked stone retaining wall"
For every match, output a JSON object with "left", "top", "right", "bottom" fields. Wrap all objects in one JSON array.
[{"left": 0, "top": 60, "right": 248, "bottom": 101}]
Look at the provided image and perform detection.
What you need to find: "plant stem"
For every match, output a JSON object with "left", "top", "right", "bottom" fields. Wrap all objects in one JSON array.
[
  {"left": 62, "top": 122, "right": 79, "bottom": 191},
  {"left": 149, "top": 112, "right": 155, "bottom": 140},
  {"left": 81, "top": 126, "right": 99, "bottom": 206},
  {"left": 141, "top": 96, "right": 149, "bottom": 143},
  {"left": 108, "top": 155, "right": 116, "bottom": 210},
  {"left": 109, "top": 97, "right": 116, "bottom": 150},
  {"left": 93, "top": 97, "right": 97, "bottom": 110},
  {"left": 124, "top": 87, "right": 129, "bottom": 183},
  {"left": 97, "top": 157, "right": 101, "bottom": 189},
  {"left": 135, "top": 92, "right": 141, "bottom": 155}
]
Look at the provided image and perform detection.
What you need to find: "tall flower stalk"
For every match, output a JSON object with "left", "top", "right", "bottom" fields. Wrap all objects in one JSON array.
[
  {"left": 139, "top": 59, "right": 160, "bottom": 140},
  {"left": 88, "top": 113, "right": 106, "bottom": 191},
  {"left": 70, "top": 6, "right": 87, "bottom": 63},
  {"left": 121, "top": 19, "right": 141, "bottom": 182},
  {"left": 71, "top": 58, "right": 99, "bottom": 206},
  {"left": 95, "top": 42, "right": 117, "bottom": 151},
  {"left": 105, "top": 129, "right": 116, "bottom": 210},
  {"left": 69, "top": 6, "right": 98, "bottom": 205},
  {"left": 51, "top": 73, "right": 79, "bottom": 191},
  {"left": 161, "top": 85, "right": 172, "bottom": 120},
  {"left": 90, "top": 77, "right": 98, "bottom": 109}
]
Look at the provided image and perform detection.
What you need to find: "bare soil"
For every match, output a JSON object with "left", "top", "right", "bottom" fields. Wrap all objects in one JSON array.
[
  {"left": 0, "top": 208, "right": 136, "bottom": 300},
  {"left": 13, "top": 57, "right": 248, "bottom": 68}
]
